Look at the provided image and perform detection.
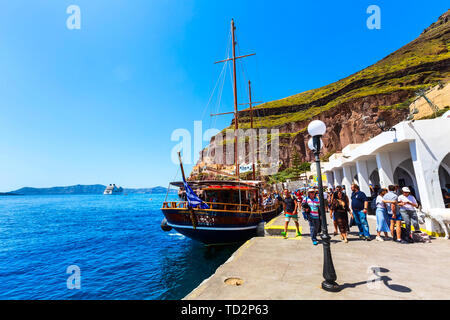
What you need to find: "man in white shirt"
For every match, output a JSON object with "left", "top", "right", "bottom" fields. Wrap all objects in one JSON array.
[{"left": 398, "top": 187, "right": 420, "bottom": 242}]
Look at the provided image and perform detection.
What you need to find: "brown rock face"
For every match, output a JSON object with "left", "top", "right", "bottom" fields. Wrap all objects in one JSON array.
[
  {"left": 197, "top": 91, "right": 410, "bottom": 173},
  {"left": 282, "top": 91, "right": 411, "bottom": 166}
]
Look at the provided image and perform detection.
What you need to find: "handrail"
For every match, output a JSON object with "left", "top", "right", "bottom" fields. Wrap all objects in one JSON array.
[{"left": 204, "top": 201, "right": 251, "bottom": 208}]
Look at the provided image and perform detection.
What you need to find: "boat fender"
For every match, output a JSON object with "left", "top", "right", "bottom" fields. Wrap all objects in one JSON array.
[
  {"left": 161, "top": 218, "right": 172, "bottom": 232},
  {"left": 256, "top": 222, "right": 265, "bottom": 237}
]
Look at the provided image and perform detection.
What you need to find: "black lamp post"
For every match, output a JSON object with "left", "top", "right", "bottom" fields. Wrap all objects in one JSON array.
[{"left": 307, "top": 120, "right": 340, "bottom": 292}]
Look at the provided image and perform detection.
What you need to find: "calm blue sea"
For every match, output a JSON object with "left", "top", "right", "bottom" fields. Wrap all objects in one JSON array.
[{"left": 0, "top": 194, "right": 239, "bottom": 300}]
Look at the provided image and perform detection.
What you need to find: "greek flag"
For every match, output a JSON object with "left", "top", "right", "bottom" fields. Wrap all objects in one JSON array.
[{"left": 183, "top": 178, "right": 209, "bottom": 209}]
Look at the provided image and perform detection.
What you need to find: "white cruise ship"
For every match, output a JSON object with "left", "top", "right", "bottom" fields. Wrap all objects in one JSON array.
[{"left": 103, "top": 184, "right": 123, "bottom": 195}]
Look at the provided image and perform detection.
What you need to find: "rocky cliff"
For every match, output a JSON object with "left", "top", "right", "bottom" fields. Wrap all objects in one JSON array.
[{"left": 193, "top": 10, "right": 450, "bottom": 179}]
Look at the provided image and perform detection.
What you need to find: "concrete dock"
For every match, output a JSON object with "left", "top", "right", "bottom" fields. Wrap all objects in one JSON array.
[{"left": 185, "top": 213, "right": 450, "bottom": 300}]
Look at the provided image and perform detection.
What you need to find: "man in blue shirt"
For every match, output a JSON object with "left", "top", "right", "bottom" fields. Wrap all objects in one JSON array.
[{"left": 350, "top": 184, "right": 371, "bottom": 241}]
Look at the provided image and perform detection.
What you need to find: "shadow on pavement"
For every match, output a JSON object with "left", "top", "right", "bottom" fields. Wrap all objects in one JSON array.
[{"left": 339, "top": 267, "right": 412, "bottom": 293}]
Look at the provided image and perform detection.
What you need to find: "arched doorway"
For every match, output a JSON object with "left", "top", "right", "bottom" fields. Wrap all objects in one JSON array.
[
  {"left": 369, "top": 169, "right": 380, "bottom": 187},
  {"left": 394, "top": 167, "right": 414, "bottom": 188},
  {"left": 394, "top": 159, "right": 420, "bottom": 201}
]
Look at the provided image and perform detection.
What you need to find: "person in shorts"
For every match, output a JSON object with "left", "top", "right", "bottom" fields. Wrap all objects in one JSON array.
[
  {"left": 281, "top": 189, "right": 301, "bottom": 238},
  {"left": 384, "top": 185, "right": 406, "bottom": 243}
]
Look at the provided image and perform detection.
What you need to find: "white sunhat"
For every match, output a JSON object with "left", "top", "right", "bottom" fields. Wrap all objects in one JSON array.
[
  {"left": 402, "top": 187, "right": 411, "bottom": 193},
  {"left": 308, "top": 188, "right": 315, "bottom": 193}
]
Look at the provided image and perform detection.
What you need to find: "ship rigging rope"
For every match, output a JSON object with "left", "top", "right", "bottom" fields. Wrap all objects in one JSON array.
[
  {"left": 211, "top": 47, "right": 229, "bottom": 130},
  {"left": 209, "top": 59, "right": 228, "bottom": 132},
  {"left": 204, "top": 63, "right": 228, "bottom": 162},
  {"left": 164, "top": 166, "right": 180, "bottom": 202},
  {"left": 197, "top": 27, "right": 232, "bottom": 165},
  {"left": 204, "top": 31, "right": 231, "bottom": 161},
  {"left": 203, "top": 27, "right": 276, "bottom": 178},
  {"left": 197, "top": 30, "right": 231, "bottom": 163},
  {"left": 201, "top": 29, "right": 232, "bottom": 122},
  {"left": 201, "top": 57, "right": 227, "bottom": 122}
]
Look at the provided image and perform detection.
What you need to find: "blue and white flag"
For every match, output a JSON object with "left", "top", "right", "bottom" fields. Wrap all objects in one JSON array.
[{"left": 183, "top": 178, "right": 209, "bottom": 209}]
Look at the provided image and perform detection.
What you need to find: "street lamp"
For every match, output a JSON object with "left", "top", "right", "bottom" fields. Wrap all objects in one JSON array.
[{"left": 307, "top": 120, "right": 340, "bottom": 292}]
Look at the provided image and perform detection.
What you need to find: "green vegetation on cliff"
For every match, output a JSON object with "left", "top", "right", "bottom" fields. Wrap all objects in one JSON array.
[
  {"left": 234, "top": 11, "right": 450, "bottom": 130},
  {"left": 200, "top": 11, "right": 450, "bottom": 182}
]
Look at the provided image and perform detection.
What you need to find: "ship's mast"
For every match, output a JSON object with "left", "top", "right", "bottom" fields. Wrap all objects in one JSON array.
[
  {"left": 212, "top": 19, "right": 256, "bottom": 179},
  {"left": 248, "top": 80, "right": 255, "bottom": 180}
]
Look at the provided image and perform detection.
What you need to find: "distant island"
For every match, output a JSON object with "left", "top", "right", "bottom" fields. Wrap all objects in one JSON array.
[{"left": 2, "top": 184, "right": 178, "bottom": 196}]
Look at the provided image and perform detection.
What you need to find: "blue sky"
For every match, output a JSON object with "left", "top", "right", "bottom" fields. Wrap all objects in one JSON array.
[{"left": 0, "top": 0, "right": 447, "bottom": 191}]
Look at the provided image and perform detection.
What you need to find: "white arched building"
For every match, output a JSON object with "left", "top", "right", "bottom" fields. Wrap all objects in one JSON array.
[{"left": 323, "top": 116, "right": 450, "bottom": 236}]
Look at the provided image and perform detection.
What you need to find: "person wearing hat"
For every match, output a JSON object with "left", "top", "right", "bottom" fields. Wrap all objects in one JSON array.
[
  {"left": 398, "top": 186, "right": 420, "bottom": 243},
  {"left": 302, "top": 188, "right": 321, "bottom": 245}
]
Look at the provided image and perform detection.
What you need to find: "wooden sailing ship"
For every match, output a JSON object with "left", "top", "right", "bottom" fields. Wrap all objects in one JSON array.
[{"left": 161, "top": 19, "right": 282, "bottom": 245}]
